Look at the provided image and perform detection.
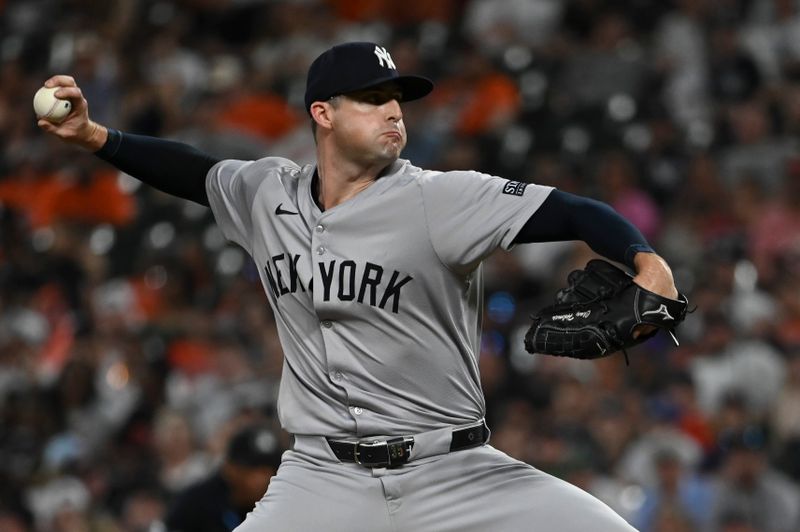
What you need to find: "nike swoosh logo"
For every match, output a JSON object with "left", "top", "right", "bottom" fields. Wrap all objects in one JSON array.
[{"left": 275, "top": 203, "right": 298, "bottom": 216}]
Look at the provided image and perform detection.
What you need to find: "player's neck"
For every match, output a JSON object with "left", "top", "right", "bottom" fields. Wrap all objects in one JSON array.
[{"left": 315, "top": 152, "right": 388, "bottom": 211}]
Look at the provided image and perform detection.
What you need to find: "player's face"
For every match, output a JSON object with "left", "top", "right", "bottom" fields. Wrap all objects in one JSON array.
[{"left": 330, "top": 83, "right": 407, "bottom": 166}]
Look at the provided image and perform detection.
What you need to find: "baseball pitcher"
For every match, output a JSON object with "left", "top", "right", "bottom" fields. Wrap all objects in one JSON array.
[{"left": 38, "top": 42, "right": 686, "bottom": 531}]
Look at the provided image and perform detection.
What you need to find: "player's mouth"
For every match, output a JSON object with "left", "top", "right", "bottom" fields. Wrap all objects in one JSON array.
[{"left": 382, "top": 131, "right": 402, "bottom": 141}]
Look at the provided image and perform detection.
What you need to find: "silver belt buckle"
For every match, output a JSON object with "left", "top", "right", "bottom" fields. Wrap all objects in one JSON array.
[{"left": 354, "top": 436, "right": 414, "bottom": 467}]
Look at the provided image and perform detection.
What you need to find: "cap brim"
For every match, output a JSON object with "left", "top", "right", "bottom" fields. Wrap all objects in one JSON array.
[
  {"left": 343, "top": 75, "right": 434, "bottom": 102},
  {"left": 395, "top": 75, "right": 434, "bottom": 102}
]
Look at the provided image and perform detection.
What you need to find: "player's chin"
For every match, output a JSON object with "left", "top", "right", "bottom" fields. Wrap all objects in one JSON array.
[
  {"left": 372, "top": 145, "right": 401, "bottom": 163},
  {"left": 379, "top": 138, "right": 404, "bottom": 158}
]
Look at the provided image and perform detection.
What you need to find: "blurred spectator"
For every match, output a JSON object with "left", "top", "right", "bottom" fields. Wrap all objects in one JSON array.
[
  {"left": 689, "top": 312, "right": 785, "bottom": 417},
  {"left": 26, "top": 475, "right": 92, "bottom": 532},
  {"left": 121, "top": 489, "right": 167, "bottom": 532},
  {"left": 594, "top": 150, "right": 661, "bottom": 240},
  {"left": 152, "top": 408, "right": 213, "bottom": 494},
  {"left": 710, "top": 427, "right": 800, "bottom": 532},
  {"left": 747, "top": 170, "right": 800, "bottom": 287},
  {"left": 463, "top": 0, "right": 564, "bottom": 55},
  {"left": 564, "top": 457, "right": 641, "bottom": 524},
  {"left": 708, "top": 17, "right": 762, "bottom": 104},
  {"left": 616, "top": 400, "right": 703, "bottom": 489},
  {"left": 743, "top": 0, "right": 800, "bottom": 82},
  {"left": 665, "top": 372, "right": 716, "bottom": 452},
  {"left": 719, "top": 100, "right": 797, "bottom": 193},
  {"left": 430, "top": 46, "right": 521, "bottom": 139},
  {"left": 554, "top": 10, "right": 648, "bottom": 116},
  {"left": 214, "top": 85, "right": 300, "bottom": 143},
  {"left": 653, "top": 0, "right": 711, "bottom": 130},
  {"left": 164, "top": 423, "right": 283, "bottom": 532},
  {"left": 632, "top": 448, "right": 714, "bottom": 532},
  {"left": 0, "top": 165, "right": 135, "bottom": 228}
]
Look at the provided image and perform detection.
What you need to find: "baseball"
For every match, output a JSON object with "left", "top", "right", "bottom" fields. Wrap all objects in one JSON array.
[{"left": 33, "top": 86, "right": 72, "bottom": 123}]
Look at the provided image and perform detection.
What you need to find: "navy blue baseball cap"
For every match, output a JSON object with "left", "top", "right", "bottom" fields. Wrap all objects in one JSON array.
[
  {"left": 226, "top": 424, "right": 282, "bottom": 468},
  {"left": 304, "top": 42, "right": 433, "bottom": 113}
]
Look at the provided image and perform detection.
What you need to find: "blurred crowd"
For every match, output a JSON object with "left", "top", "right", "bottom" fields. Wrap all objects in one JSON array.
[{"left": 2, "top": 0, "right": 800, "bottom": 531}]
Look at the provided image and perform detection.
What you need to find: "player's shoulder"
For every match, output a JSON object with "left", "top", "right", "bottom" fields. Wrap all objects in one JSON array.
[
  {"left": 413, "top": 165, "right": 496, "bottom": 188},
  {"left": 242, "top": 156, "right": 310, "bottom": 198},
  {"left": 401, "top": 161, "right": 485, "bottom": 184},
  {"left": 241, "top": 155, "right": 303, "bottom": 176},
  {"left": 210, "top": 156, "right": 304, "bottom": 188}
]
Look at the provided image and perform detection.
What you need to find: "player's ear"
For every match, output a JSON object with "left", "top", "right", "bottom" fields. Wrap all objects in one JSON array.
[{"left": 310, "top": 101, "right": 334, "bottom": 131}]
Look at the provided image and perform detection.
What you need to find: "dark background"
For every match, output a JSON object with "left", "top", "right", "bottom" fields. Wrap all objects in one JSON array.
[{"left": 1, "top": 1, "right": 800, "bottom": 530}]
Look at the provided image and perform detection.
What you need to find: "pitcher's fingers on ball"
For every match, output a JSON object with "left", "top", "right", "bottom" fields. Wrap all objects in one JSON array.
[
  {"left": 52, "top": 86, "right": 83, "bottom": 101},
  {"left": 44, "top": 75, "right": 77, "bottom": 88},
  {"left": 37, "top": 119, "right": 57, "bottom": 132}
]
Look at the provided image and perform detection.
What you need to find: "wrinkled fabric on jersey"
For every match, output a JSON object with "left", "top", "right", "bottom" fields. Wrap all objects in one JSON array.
[{"left": 206, "top": 158, "right": 552, "bottom": 438}]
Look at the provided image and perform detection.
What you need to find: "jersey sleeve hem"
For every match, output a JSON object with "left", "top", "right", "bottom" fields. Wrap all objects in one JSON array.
[{"left": 501, "top": 186, "right": 555, "bottom": 251}]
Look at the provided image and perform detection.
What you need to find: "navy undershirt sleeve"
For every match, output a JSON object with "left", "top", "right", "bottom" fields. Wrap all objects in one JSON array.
[
  {"left": 513, "top": 189, "right": 654, "bottom": 268},
  {"left": 94, "top": 128, "right": 219, "bottom": 206}
]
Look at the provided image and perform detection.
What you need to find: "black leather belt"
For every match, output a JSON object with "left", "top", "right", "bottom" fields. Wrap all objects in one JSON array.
[{"left": 327, "top": 421, "right": 489, "bottom": 468}]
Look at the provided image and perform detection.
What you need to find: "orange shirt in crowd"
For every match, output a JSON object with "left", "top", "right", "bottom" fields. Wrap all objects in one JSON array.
[
  {"left": 432, "top": 72, "right": 521, "bottom": 137},
  {"left": 0, "top": 169, "right": 135, "bottom": 228},
  {"left": 455, "top": 73, "right": 520, "bottom": 136},
  {"left": 216, "top": 92, "right": 299, "bottom": 141}
]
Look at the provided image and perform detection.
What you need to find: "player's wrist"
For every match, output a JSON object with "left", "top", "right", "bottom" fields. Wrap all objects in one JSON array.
[
  {"left": 632, "top": 250, "right": 667, "bottom": 271},
  {"left": 624, "top": 243, "right": 654, "bottom": 268},
  {"left": 85, "top": 121, "right": 108, "bottom": 152},
  {"left": 632, "top": 252, "right": 678, "bottom": 299}
]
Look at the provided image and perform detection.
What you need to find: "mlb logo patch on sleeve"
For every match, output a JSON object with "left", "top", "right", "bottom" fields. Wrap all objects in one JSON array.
[{"left": 502, "top": 181, "right": 528, "bottom": 196}]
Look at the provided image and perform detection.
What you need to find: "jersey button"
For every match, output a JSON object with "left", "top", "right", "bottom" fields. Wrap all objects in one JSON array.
[
  {"left": 316, "top": 246, "right": 325, "bottom": 255},
  {"left": 315, "top": 224, "right": 325, "bottom": 233},
  {"left": 321, "top": 320, "right": 332, "bottom": 328},
  {"left": 353, "top": 407, "right": 364, "bottom": 415},
  {"left": 332, "top": 371, "right": 343, "bottom": 381}
]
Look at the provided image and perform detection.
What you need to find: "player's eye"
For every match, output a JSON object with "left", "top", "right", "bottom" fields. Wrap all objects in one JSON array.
[
  {"left": 366, "top": 93, "right": 390, "bottom": 104},
  {"left": 352, "top": 91, "right": 402, "bottom": 105}
]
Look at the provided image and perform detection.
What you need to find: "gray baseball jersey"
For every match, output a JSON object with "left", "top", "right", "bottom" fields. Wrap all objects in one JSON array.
[
  {"left": 208, "top": 157, "right": 638, "bottom": 532},
  {"left": 206, "top": 156, "right": 551, "bottom": 438}
]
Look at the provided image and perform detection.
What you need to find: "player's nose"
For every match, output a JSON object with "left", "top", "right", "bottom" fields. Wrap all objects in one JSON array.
[{"left": 384, "top": 99, "right": 402, "bottom": 123}]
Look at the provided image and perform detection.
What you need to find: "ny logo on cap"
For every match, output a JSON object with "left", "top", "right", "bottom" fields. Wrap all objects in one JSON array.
[{"left": 374, "top": 46, "right": 396, "bottom": 70}]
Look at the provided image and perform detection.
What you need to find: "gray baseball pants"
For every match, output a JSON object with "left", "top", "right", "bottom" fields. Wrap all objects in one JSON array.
[{"left": 234, "top": 431, "right": 636, "bottom": 531}]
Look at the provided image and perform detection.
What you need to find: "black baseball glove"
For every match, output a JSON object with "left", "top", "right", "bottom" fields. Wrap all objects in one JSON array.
[{"left": 524, "top": 259, "right": 689, "bottom": 362}]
